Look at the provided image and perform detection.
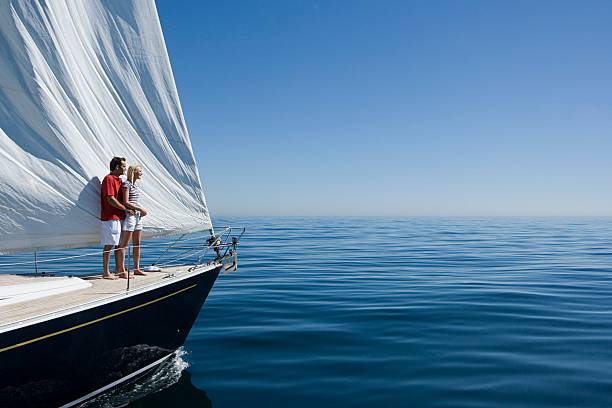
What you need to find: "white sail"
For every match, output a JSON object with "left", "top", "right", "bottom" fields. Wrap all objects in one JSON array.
[{"left": 0, "top": 0, "right": 211, "bottom": 254}]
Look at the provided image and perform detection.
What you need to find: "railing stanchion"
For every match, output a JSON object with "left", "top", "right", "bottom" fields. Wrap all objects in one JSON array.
[
  {"left": 34, "top": 251, "right": 39, "bottom": 276},
  {"left": 126, "top": 242, "right": 131, "bottom": 292}
]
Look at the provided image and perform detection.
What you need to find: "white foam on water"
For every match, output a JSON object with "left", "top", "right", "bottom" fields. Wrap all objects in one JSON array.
[{"left": 78, "top": 348, "right": 190, "bottom": 408}]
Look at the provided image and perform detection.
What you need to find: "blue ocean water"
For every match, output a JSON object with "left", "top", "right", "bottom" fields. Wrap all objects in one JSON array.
[{"left": 5, "top": 217, "right": 612, "bottom": 407}]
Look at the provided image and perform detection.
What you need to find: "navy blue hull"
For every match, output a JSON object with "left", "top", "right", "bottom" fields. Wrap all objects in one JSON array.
[{"left": 0, "top": 266, "right": 221, "bottom": 407}]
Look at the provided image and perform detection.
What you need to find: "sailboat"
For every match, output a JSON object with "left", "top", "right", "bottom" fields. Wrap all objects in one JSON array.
[{"left": 0, "top": 0, "right": 241, "bottom": 406}]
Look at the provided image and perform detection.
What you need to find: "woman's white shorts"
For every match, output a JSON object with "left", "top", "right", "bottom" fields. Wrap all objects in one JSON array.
[
  {"left": 122, "top": 212, "right": 143, "bottom": 232},
  {"left": 100, "top": 220, "right": 121, "bottom": 246}
]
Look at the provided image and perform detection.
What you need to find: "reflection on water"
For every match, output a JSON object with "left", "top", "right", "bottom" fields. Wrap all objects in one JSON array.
[{"left": 78, "top": 348, "right": 211, "bottom": 407}]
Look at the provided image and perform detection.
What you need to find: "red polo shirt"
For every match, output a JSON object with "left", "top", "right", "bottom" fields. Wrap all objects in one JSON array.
[{"left": 100, "top": 174, "right": 125, "bottom": 221}]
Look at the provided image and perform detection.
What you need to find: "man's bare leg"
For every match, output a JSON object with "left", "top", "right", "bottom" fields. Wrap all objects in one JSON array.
[
  {"left": 102, "top": 245, "right": 117, "bottom": 279},
  {"left": 115, "top": 231, "right": 133, "bottom": 279}
]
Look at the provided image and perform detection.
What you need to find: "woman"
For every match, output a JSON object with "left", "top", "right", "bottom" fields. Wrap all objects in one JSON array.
[{"left": 117, "top": 164, "right": 148, "bottom": 277}]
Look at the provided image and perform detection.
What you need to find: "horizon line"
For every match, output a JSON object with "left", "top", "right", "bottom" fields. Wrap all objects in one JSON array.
[{"left": 211, "top": 214, "right": 612, "bottom": 218}]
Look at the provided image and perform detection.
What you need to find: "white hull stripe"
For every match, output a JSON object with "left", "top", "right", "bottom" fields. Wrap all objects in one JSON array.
[{"left": 59, "top": 353, "right": 174, "bottom": 407}]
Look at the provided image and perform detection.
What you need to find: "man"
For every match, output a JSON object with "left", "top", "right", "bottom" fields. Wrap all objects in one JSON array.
[{"left": 100, "top": 156, "right": 134, "bottom": 279}]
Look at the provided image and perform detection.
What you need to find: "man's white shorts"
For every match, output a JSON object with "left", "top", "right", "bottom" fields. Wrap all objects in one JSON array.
[
  {"left": 100, "top": 220, "right": 121, "bottom": 246},
  {"left": 122, "top": 212, "right": 143, "bottom": 232}
]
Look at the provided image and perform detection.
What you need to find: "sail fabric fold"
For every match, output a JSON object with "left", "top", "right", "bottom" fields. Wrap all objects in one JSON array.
[{"left": 0, "top": 0, "right": 211, "bottom": 254}]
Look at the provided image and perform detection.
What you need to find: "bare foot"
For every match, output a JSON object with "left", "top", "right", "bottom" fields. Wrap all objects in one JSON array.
[
  {"left": 134, "top": 269, "right": 147, "bottom": 276},
  {"left": 102, "top": 274, "right": 118, "bottom": 280},
  {"left": 116, "top": 272, "right": 134, "bottom": 279}
]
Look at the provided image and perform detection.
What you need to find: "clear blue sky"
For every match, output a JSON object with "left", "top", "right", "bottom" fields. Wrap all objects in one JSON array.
[{"left": 157, "top": 0, "right": 612, "bottom": 217}]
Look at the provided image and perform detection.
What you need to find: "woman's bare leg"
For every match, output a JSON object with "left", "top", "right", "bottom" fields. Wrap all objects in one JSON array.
[{"left": 132, "top": 230, "right": 146, "bottom": 275}]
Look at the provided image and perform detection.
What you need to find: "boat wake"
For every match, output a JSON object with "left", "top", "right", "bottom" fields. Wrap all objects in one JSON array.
[{"left": 78, "top": 348, "right": 190, "bottom": 408}]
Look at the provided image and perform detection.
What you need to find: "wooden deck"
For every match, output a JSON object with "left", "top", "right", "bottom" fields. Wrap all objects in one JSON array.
[{"left": 0, "top": 265, "right": 214, "bottom": 329}]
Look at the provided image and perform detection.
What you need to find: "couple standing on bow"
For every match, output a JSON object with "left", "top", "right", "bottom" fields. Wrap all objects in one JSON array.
[{"left": 100, "top": 156, "right": 149, "bottom": 280}]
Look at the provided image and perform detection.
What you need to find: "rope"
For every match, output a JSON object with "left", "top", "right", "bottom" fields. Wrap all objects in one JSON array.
[
  {"left": 0, "top": 227, "right": 232, "bottom": 268},
  {"left": 156, "top": 247, "right": 211, "bottom": 267}
]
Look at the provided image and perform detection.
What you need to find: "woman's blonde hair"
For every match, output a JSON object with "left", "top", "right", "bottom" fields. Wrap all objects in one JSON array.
[{"left": 127, "top": 164, "right": 142, "bottom": 184}]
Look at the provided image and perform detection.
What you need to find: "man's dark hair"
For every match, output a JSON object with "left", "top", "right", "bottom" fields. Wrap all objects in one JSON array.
[{"left": 109, "top": 157, "right": 126, "bottom": 171}]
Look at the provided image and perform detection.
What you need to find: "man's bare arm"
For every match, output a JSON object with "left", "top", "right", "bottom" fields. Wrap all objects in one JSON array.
[
  {"left": 120, "top": 187, "right": 147, "bottom": 216},
  {"left": 107, "top": 196, "right": 134, "bottom": 215},
  {"left": 121, "top": 187, "right": 140, "bottom": 212}
]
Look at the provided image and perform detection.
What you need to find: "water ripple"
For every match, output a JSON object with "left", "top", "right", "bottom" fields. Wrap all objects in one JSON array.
[
  {"left": 7, "top": 217, "right": 612, "bottom": 407},
  {"left": 185, "top": 217, "right": 612, "bottom": 407}
]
